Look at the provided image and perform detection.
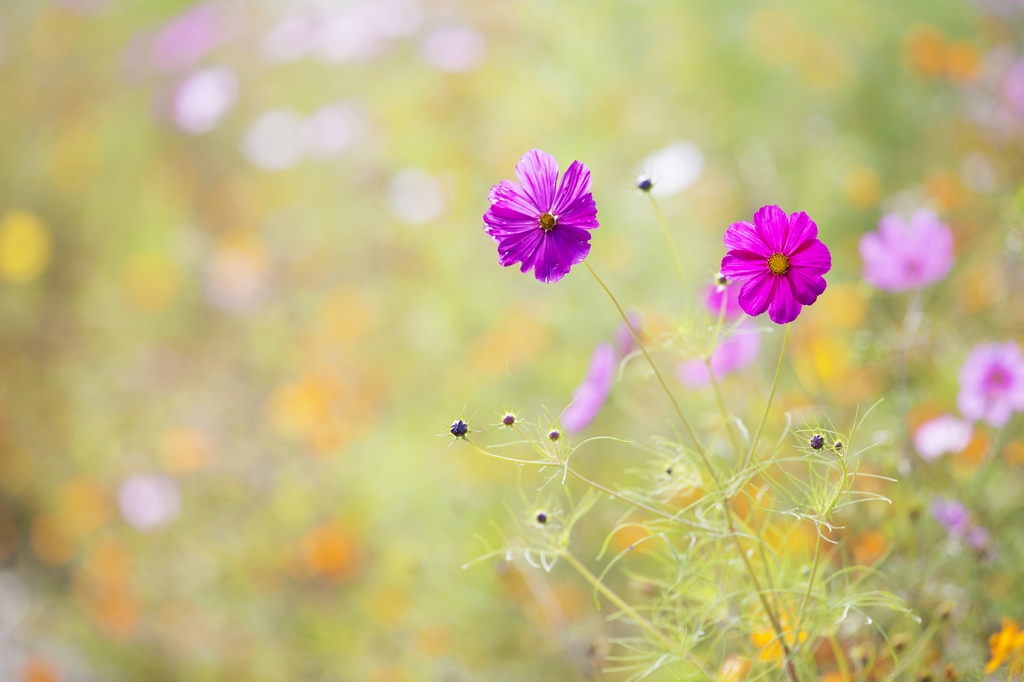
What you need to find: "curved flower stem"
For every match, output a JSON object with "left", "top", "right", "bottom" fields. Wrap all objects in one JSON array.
[
  {"left": 463, "top": 438, "right": 553, "bottom": 466},
  {"left": 724, "top": 504, "right": 800, "bottom": 682},
  {"left": 583, "top": 260, "right": 718, "bottom": 486},
  {"left": 741, "top": 323, "right": 790, "bottom": 471},
  {"left": 647, "top": 195, "right": 689, "bottom": 297},
  {"left": 793, "top": 529, "right": 822, "bottom": 650},
  {"left": 562, "top": 550, "right": 674, "bottom": 648}
]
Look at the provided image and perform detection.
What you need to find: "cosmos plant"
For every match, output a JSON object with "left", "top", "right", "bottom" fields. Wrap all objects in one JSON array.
[{"left": 446, "top": 149, "right": 961, "bottom": 680}]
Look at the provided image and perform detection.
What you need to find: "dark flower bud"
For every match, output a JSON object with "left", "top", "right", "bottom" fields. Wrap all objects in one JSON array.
[
  {"left": 810, "top": 434, "right": 825, "bottom": 450},
  {"left": 502, "top": 413, "right": 515, "bottom": 426},
  {"left": 834, "top": 440, "right": 843, "bottom": 450},
  {"left": 665, "top": 465, "right": 673, "bottom": 475},
  {"left": 716, "top": 273, "right": 729, "bottom": 286},
  {"left": 636, "top": 175, "right": 653, "bottom": 192},
  {"left": 535, "top": 510, "right": 548, "bottom": 525},
  {"left": 450, "top": 419, "right": 469, "bottom": 438},
  {"left": 548, "top": 429, "right": 561, "bottom": 442}
]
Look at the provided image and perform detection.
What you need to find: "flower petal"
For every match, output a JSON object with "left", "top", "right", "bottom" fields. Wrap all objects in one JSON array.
[
  {"left": 787, "top": 268, "right": 827, "bottom": 306},
  {"left": 737, "top": 271, "right": 776, "bottom": 317},
  {"left": 721, "top": 251, "right": 768, "bottom": 281},
  {"left": 562, "top": 343, "right": 616, "bottom": 432},
  {"left": 488, "top": 179, "right": 539, "bottom": 219},
  {"left": 767, "top": 277, "right": 801, "bottom": 324},
  {"left": 752, "top": 205, "right": 788, "bottom": 254},
  {"left": 556, "top": 193, "right": 599, "bottom": 229},
  {"left": 784, "top": 211, "right": 818, "bottom": 253},
  {"left": 724, "top": 221, "right": 771, "bottom": 257},
  {"left": 789, "top": 239, "right": 831, "bottom": 275},
  {"left": 552, "top": 160, "right": 592, "bottom": 216},
  {"left": 515, "top": 149, "right": 559, "bottom": 213}
]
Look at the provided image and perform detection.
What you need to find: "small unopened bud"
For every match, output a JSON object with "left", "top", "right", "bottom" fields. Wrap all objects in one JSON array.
[
  {"left": 450, "top": 419, "right": 469, "bottom": 438},
  {"left": 636, "top": 175, "right": 653, "bottom": 192},
  {"left": 834, "top": 440, "right": 843, "bottom": 450},
  {"left": 502, "top": 413, "right": 515, "bottom": 427},
  {"left": 716, "top": 273, "right": 728, "bottom": 286},
  {"left": 810, "top": 434, "right": 825, "bottom": 450},
  {"left": 548, "top": 429, "right": 561, "bottom": 442},
  {"left": 535, "top": 510, "right": 549, "bottom": 525}
]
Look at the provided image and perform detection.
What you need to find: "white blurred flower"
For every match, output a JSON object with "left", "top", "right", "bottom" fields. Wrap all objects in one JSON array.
[
  {"left": 913, "top": 415, "right": 973, "bottom": 461},
  {"left": 389, "top": 169, "right": 446, "bottom": 224},
  {"left": 368, "top": 0, "right": 422, "bottom": 38},
  {"left": 243, "top": 109, "right": 305, "bottom": 171},
  {"left": 421, "top": 27, "right": 487, "bottom": 73},
  {"left": 263, "top": 14, "right": 314, "bottom": 63},
  {"left": 639, "top": 141, "right": 705, "bottom": 197},
  {"left": 119, "top": 474, "right": 181, "bottom": 531},
  {"left": 172, "top": 66, "right": 238, "bottom": 135},
  {"left": 302, "top": 102, "right": 364, "bottom": 159},
  {"left": 312, "top": 11, "right": 380, "bottom": 63}
]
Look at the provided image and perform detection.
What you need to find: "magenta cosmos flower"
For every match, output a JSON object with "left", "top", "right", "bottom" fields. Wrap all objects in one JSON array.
[
  {"left": 719, "top": 206, "right": 831, "bottom": 325},
  {"left": 562, "top": 343, "right": 616, "bottom": 432},
  {"left": 483, "top": 149, "right": 599, "bottom": 283},
  {"left": 957, "top": 341, "right": 1024, "bottom": 427},
  {"left": 859, "top": 210, "right": 954, "bottom": 292}
]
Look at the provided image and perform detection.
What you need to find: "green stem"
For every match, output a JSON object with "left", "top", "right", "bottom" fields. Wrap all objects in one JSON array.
[
  {"left": 741, "top": 323, "right": 790, "bottom": 471},
  {"left": 463, "top": 438, "right": 553, "bottom": 466},
  {"left": 647, "top": 195, "right": 688, "bottom": 297},
  {"left": 584, "top": 260, "right": 718, "bottom": 486},
  {"left": 563, "top": 550, "right": 673, "bottom": 647}
]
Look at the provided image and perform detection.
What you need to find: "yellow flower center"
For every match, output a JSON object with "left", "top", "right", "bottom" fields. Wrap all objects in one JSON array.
[
  {"left": 538, "top": 213, "right": 557, "bottom": 231},
  {"left": 767, "top": 253, "right": 789, "bottom": 275}
]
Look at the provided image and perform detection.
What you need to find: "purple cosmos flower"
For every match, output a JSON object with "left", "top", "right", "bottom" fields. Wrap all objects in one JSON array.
[
  {"left": 913, "top": 414, "right": 973, "bottom": 461},
  {"left": 859, "top": 210, "right": 954, "bottom": 292},
  {"left": 703, "top": 283, "right": 744, "bottom": 321},
  {"left": 719, "top": 206, "right": 831, "bottom": 324},
  {"left": 613, "top": 310, "right": 643, "bottom": 357},
  {"left": 677, "top": 322, "right": 761, "bottom": 388},
  {"left": 967, "top": 526, "right": 992, "bottom": 552},
  {"left": 483, "top": 149, "right": 599, "bottom": 283},
  {"left": 562, "top": 343, "right": 616, "bottom": 432},
  {"left": 957, "top": 341, "right": 1024, "bottom": 427},
  {"left": 931, "top": 498, "right": 970, "bottom": 535}
]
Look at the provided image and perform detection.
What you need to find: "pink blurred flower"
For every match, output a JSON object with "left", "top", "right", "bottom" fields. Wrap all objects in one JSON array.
[
  {"left": 859, "top": 210, "right": 954, "bottom": 292},
  {"left": 931, "top": 498, "right": 970, "bottom": 534},
  {"left": 151, "top": 3, "right": 227, "bottom": 73},
  {"left": 172, "top": 66, "right": 238, "bottom": 134},
  {"left": 676, "top": 322, "right": 761, "bottom": 388},
  {"left": 913, "top": 414, "right": 973, "bottom": 461},
  {"left": 957, "top": 341, "right": 1024, "bottom": 427},
  {"left": 562, "top": 343, "right": 616, "bottom": 432},
  {"left": 421, "top": 27, "right": 487, "bottom": 73},
  {"left": 1004, "top": 58, "right": 1024, "bottom": 119},
  {"left": 119, "top": 474, "right": 181, "bottom": 531},
  {"left": 302, "top": 102, "right": 364, "bottom": 159},
  {"left": 613, "top": 311, "right": 642, "bottom": 357},
  {"left": 703, "top": 283, "right": 743, "bottom": 320},
  {"left": 263, "top": 14, "right": 314, "bottom": 64}
]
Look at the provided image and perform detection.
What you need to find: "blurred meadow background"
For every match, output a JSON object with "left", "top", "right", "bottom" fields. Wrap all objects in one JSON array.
[{"left": 2, "top": 0, "right": 1024, "bottom": 680}]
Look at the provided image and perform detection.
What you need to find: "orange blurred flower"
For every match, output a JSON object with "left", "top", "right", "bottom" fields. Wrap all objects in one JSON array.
[
  {"left": 22, "top": 656, "right": 61, "bottom": 682},
  {"left": 944, "top": 40, "right": 981, "bottom": 84},
  {"left": 852, "top": 530, "right": 888, "bottom": 566},
  {"left": 986, "top": 618, "right": 1024, "bottom": 674},
  {"left": 159, "top": 426, "right": 215, "bottom": 475},
  {"left": 717, "top": 654, "right": 751, "bottom": 681},
  {"left": 903, "top": 25, "right": 947, "bottom": 78},
  {"left": 299, "top": 523, "right": 363, "bottom": 581},
  {"left": 925, "top": 170, "right": 967, "bottom": 211}
]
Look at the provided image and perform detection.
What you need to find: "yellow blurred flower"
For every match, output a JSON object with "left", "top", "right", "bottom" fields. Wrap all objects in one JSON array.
[
  {"left": 0, "top": 210, "right": 52, "bottom": 284},
  {"left": 852, "top": 530, "right": 888, "bottom": 566},
  {"left": 160, "top": 427, "right": 215, "bottom": 475},
  {"left": 50, "top": 125, "right": 100, "bottom": 193},
  {"left": 122, "top": 253, "right": 181, "bottom": 312},
  {"left": 717, "top": 655, "right": 751, "bottom": 682},
  {"left": 926, "top": 170, "right": 967, "bottom": 211},
  {"left": 270, "top": 374, "right": 343, "bottom": 441},
  {"left": 944, "top": 40, "right": 981, "bottom": 85},
  {"left": 751, "top": 625, "right": 807, "bottom": 664},
  {"left": 986, "top": 618, "right": 1024, "bottom": 674},
  {"left": 55, "top": 476, "right": 111, "bottom": 542},
  {"left": 903, "top": 25, "right": 947, "bottom": 78},
  {"left": 843, "top": 166, "right": 881, "bottom": 209},
  {"left": 30, "top": 514, "right": 75, "bottom": 567},
  {"left": 298, "top": 522, "right": 363, "bottom": 582},
  {"left": 1003, "top": 442, "right": 1024, "bottom": 466}
]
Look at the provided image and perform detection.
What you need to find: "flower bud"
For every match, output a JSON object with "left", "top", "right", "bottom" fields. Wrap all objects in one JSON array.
[
  {"left": 535, "top": 510, "right": 549, "bottom": 526},
  {"left": 636, "top": 175, "right": 653, "bottom": 192},
  {"left": 810, "top": 434, "right": 825, "bottom": 450},
  {"left": 502, "top": 413, "right": 515, "bottom": 427},
  {"left": 450, "top": 419, "right": 469, "bottom": 438},
  {"left": 548, "top": 429, "right": 561, "bottom": 442}
]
